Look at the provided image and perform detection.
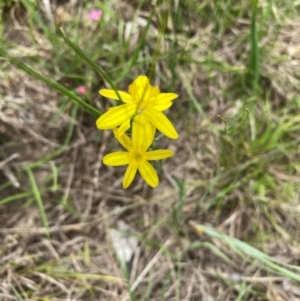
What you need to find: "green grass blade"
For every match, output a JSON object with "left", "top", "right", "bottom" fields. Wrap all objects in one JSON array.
[
  {"left": 0, "top": 181, "right": 12, "bottom": 191},
  {"left": 56, "top": 28, "right": 123, "bottom": 100},
  {"left": 0, "top": 191, "right": 33, "bottom": 205},
  {"left": 249, "top": 0, "right": 260, "bottom": 94},
  {"left": 10, "top": 284, "right": 26, "bottom": 301},
  {"left": 26, "top": 169, "right": 49, "bottom": 238},
  {"left": 0, "top": 48, "right": 101, "bottom": 117},
  {"left": 191, "top": 222, "right": 300, "bottom": 282}
]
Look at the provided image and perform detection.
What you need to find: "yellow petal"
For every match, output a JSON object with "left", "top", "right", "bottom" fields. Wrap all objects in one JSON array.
[
  {"left": 143, "top": 107, "right": 178, "bottom": 139},
  {"left": 146, "top": 150, "right": 174, "bottom": 160},
  {"left": 153, "top": 94, "right": 177, "bottom": 111},
  {"left": 96, "top": 104, "right": 136, "bottom": 129},
  {"left": 128, "top": 75, "right": 160, "bottom": 104},
  {"left": 103, "top": 152, "right": 129, "bottom": 166},
  {"left": 123, "top": 165, "right": 137, "bottom": 188},
  {"left": 99, "top": 89, "right": 134, "bottom": 104},
  {"left": 157, "top": 93, "right": 178, "bottom": 102},
  {"left": 138, "top": 161, "right": 158, "bottom": 188},
  {"left": 115, "top": 119, "right": 131, "bottom": 138},
  {"left": 132, "top": 114, "right": 155, "bottom": 152},
  {"left": 113, "top": 128, "right": 132, "bottom": 151},
  {"left": 153, "top": 101, "right": 173, "bottom": 111}
]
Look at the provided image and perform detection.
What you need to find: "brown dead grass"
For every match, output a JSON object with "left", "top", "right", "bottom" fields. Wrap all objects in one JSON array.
[{"left": 1, "top": 1, "right": 300, "bottom": 300}]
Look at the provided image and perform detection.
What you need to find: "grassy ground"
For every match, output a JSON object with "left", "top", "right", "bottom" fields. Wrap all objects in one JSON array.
[{"left": 1, "top": 0, "right": 300, "bottom": 300}]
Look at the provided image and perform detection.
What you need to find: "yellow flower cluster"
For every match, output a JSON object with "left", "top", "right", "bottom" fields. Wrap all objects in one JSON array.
[{"left": 96, "top": 75, "right": 178, "bottom": 188}]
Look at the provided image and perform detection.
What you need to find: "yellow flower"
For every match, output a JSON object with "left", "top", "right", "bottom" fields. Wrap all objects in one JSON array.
[
  {"left": 96, "top": 75, "right": 178, "bottom": 139},
  {"left": 103, "top": 115, "right": 174, "bottom": 188}
]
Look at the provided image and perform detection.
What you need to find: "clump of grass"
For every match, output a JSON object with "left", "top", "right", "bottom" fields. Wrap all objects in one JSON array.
[{"left": 1, "top": 0, "right": 300, "bottom": 300}]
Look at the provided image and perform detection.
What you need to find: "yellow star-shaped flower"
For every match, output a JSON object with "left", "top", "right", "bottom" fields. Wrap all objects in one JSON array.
[
  {"left": 96, "top": 75, "right": 178, "bottom": 139},
  {"left": 103, "top": 115, "right": 174, "bottom": 188}
]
